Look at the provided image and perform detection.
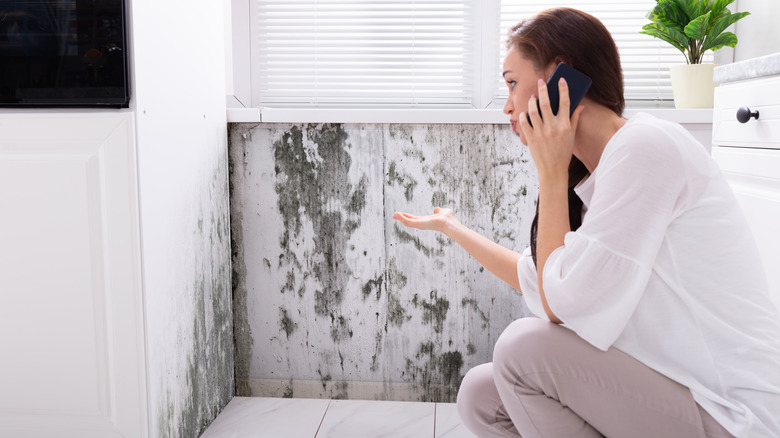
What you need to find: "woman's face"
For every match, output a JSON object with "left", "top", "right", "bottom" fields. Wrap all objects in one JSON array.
[{"left": 502, "top": 47, "right": 553, "bottom": 145}]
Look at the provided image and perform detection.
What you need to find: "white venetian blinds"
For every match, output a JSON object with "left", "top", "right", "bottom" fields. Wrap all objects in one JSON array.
[
  {"left": 252, "top": 0, "right": 706, "bottom": 108},
  {"left": 496, "top": 0, "right": 713, "bottom": 104},
  {"left": 252, "top": 0, "right": 474, "bottom": 107}
]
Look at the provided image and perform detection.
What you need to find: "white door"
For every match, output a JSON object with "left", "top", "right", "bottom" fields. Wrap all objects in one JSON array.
[{"left": 0, "top": 112, "right": 147, "bottom": 438}]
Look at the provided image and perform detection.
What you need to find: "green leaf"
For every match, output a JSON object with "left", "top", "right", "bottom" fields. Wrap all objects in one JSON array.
[
  {"left": 640, "top": 22, "right": 688, "bottom": 53},
  {"left": 709, "top": 0, "right": 736, "bottom": 16},
  {"left": 702, "top": 31, "right": 738, "bottom": 52},
  {"left": 693, "top": 0, "right": 711, "bottom": 18},
  {"left": 708, "top": 11, "right": 750, "bottom": 40},
  {"left": 670, "top": 0, "right": 696, "bottom": 23},
  {"left": 684, "top": 11, "right": 712, "bottom": 41},
  {"left": 648, "top": 1, "right": 688, "bottom": 30}
]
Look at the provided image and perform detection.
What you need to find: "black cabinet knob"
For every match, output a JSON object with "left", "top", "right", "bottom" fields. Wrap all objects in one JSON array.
[{"left": 736, "top": 107, "right": 759, "bottom": 123}]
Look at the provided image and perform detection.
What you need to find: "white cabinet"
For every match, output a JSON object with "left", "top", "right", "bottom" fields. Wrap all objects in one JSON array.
[
  {"left": 711, "top": 75, "right": 780, "bottom": 149},
  {"left": 0, "top": 112, "right": 147, "bottom": 438},
  {"left": 711, "top": 69, "right": 780, "bottom": 312}
]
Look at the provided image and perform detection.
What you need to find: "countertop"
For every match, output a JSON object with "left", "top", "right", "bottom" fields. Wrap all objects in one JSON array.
[{"left": 714, "top": 52, "right": 780, "bottom": 84}]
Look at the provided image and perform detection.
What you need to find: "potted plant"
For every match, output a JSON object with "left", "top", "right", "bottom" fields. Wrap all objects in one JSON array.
[{"left": 640, "top": 0, "right": 750, "bottom": 108}]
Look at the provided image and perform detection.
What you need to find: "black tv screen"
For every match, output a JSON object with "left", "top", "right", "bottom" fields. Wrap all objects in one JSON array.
[{"left": 0, "top": 0, "right": 129, "bottom": 107}]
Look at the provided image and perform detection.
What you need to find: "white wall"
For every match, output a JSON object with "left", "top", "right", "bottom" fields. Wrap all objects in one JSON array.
[
  {"left": 128, "top": 0, "right": 234, "bottom": 436},
  {"left": 735, "top": 0, "right": 780, "bottom": 61}
]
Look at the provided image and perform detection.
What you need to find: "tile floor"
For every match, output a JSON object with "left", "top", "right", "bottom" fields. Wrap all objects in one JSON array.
[{"left": 200, "top": 397, "right": 477, "bottom": 438}]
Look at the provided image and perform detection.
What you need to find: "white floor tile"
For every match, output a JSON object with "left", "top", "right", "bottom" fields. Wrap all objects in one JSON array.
[
  {"left": 316, "top": 399, "right": 436, "bottom": 438},
  {"left": 434, "top": 403, "right": 476, "bottom": 438},
  {"left": 200, "top": 396, "right": 330, "bottom": 438}
]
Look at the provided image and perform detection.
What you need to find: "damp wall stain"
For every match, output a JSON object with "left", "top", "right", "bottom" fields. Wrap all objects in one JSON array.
[
  {"left": 229, "top": 122, "right": 535, "bottom": 403},
  {"left": 153, "top": 138, "right": 235, "bottom": 437},
  {"left": 412, "top": 290, "right": 450, "bottom": 334},
  {"left": 403, "top": 341, "right": 464, "bottom": 402},
  {"left": 273, "top": 125, "right": 357, "bottom": 323},
  {"left": 229, "top": 125, "right": 254, "bottom": 397}
]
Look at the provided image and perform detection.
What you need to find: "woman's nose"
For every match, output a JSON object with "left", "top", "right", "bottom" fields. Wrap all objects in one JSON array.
[{"left": 503, "top": 96, "right": 513, "bottom": 115}]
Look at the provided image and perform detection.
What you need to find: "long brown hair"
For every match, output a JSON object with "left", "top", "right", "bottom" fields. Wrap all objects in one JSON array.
[{"left": 507, "top": 7, "right": 625, "bottom": 265}]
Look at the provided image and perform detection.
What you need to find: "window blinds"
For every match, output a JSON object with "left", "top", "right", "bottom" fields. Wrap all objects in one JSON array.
[
  {"left": 495, "top": 0, "right": 713, "bottom": 105},
  {"left": 252, "top": 0, "right": 712, "bottom": 108},
  {"left": 252, "top": 0, "right": 474, "bottom": 107}
]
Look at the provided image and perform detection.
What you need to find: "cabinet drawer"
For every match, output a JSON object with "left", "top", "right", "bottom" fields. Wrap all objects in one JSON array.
[
  {"left": 712, "top": 75, "right": 780, "bottom": 149},
  {"left": 711, "top": 145, "right": 780, "bottom": 306}
]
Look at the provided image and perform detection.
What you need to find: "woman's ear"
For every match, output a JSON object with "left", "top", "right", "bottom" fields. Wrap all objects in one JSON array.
[{"left": 543, "top": 62, "right": 558, "bottom": 80}]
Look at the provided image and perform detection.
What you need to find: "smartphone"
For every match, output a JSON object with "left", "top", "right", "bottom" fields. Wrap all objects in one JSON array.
[{"left": 526, "top": 62, "right": 592, "bottom": 127}]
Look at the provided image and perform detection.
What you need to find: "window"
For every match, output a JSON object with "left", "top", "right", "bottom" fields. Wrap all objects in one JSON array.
[
  {"left": 495, "top": 0, "right": 714, "bottom": 105},
  {"left": 244, "top": 0, "right": 717, "bottom": 110},
  {"left": 252, "top": 0, "right": 476, "bottom": 108}
]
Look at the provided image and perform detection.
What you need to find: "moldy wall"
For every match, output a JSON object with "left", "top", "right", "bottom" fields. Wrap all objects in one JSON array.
[
  {"left": 229, "top": 122, "right": 536, "bottom": 402},
  {"left": 129, "top": 0, "right": 235, "bottom": 435}
]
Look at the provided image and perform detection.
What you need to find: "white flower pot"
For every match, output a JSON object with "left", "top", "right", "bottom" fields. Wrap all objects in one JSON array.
[{"left": 670, "top": 64, "right": 717, "bottom": 109}]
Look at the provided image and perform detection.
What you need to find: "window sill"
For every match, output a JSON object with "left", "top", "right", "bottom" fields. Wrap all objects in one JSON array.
[{"left": 226, "top": 106, "right": 713, "bottom": 125}]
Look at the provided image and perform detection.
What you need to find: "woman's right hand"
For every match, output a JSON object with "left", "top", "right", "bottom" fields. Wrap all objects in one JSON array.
[
  {"left": 393, "top": 207, "right": 523, "bottom": 291},
  {"left": 392, "top": 207, "right": 459, "bottom": 234}
]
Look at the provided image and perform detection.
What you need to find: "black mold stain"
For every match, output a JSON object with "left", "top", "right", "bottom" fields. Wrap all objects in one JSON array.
[
  {"left": 389, "top": 123, "right": 414, "bottom": 142},
  {"left": 384, "top": 258, "right": 411, "bottom": 330},
  {"left": 431, "top": 190, "right": 448, "bottom": 207},
  {"left": 234, "top": 122, "right": 531, "bottom": 406},
  {"left": 329, "top": 314, "right": 353, "bottom": 342},
  {"left": 402, "top": 145, "right": 426, "bottom": 162},
  {"left": 387, "top": 161, "right": 418, "bottom": 201},
  {"left": 439, "top": 351, "right": 464, "bottom": 387},
  {"left": 386, "top": 257, "right": 408, "bottom": 289},
  {"left": 404, "top": 341, "right": 464, "bottom": 402},
  {"left": 333, "top": 381, "right": 349, "bottom": 400},
  {"left": 348, "top": 175, "right": 368, "bottom": 214},
  {"left": 386, "top": 291, "right": 409, "bottom": 329},
  {"left": 318, "top": 369, "right": 332, "bottom": 391},
  {"left": 159, "top": 144, "right": 234, "bottom": 436},
  {"left": 412, "top": 290, "right": 450, "bottom": 334},
  {"left": 435, "top": 234, "right": 452, "bottom": 250},
  {"left": 272, "top": 124, "right": 366, "bottom": 341},
  {"left": 462, "top": 298, "right": 489, "bottom": 329},
  {"left": 282, "top": 382, "right": 294, "bottom": 398},
  {"left": 466, "top": 343, "right": 477, "bottom": 355},
  {"left": 370, "top": 329, "right": 383, "bottom": 372},
  {"left": 362, "top": 274, "right": 384, "bottom": 301},
  {"left": 282, "top": 270, "right": 295, "bottom": 294},
  {"left": 421, "top": 125, "right": 523, "bottom": 235},
  {"left": 393, "top": 223, "right": 439, "bottom": 257},
  {"left": 230, "top": 125, "right": 253, "bottom": 397},
  {"left": 280, "top": 307, "right": 296, "bottom": 338}
]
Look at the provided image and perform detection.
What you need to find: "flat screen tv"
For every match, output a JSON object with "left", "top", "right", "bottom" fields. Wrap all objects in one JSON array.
[{"left": 0, "top": 0, "right": 129, "bottom": 108}]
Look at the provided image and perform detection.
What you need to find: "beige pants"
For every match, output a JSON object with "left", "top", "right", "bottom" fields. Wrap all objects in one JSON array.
[{"left": 457, "top": 318, "right": 734, "bottom": 438}]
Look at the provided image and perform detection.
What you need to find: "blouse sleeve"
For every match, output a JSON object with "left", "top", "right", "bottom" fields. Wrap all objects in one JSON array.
[
  {"left": 542, "top": 127, "right": 691, "bottom": 350},
  {"left": 517, "top": 247, "right": 549, "bottom": 321}
]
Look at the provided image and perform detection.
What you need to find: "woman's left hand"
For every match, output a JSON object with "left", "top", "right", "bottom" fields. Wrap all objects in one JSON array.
[{"left": 519, "top": 77, "right": 585, "bottom": 183}]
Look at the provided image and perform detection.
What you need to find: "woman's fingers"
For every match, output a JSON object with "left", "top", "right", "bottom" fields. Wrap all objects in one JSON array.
[
  {"left": 393, "top": 208, "right": 453, "bottom": 232},
  {"left": 526, "top": 93, "right": 542, "bottom": 128},
  {"left": 393, "top": 211, "right": 417, "bottom": 224},
  {"left": 536, "top": 78, "right": 554, "bottom": 122},
  {"left": 393, "top": 210, "right": 430, "bottom": 229},
  {"left": 557, "top": 77, "right": 571, "bottom": 121}
]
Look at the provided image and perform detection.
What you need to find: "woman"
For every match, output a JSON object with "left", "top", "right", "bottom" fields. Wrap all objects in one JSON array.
[{"left": 393, "top": 7, "right": 780, "bottom": 438}]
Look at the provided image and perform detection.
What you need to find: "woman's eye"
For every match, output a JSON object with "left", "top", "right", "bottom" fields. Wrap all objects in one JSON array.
[{"left": 507, "top": 80, "right": 516, "bottom": 90}]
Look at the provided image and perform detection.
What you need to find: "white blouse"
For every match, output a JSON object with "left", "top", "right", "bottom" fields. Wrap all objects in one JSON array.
[{"left": 517, "top": 113, "right": 780, "bottom": 438}]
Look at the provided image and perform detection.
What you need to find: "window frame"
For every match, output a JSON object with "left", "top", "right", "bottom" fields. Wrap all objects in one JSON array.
[{"left": 225, "top": 0, "right": 733, "bottom": 123}]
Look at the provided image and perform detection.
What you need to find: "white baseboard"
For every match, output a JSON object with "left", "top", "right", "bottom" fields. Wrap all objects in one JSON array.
[{"left": 238, "top": 378, "right": 459, "bottom": 403}]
